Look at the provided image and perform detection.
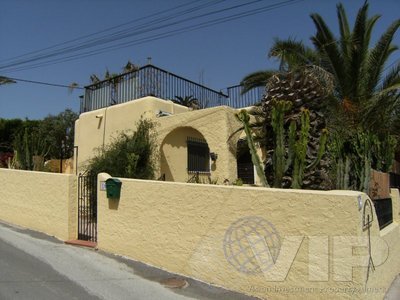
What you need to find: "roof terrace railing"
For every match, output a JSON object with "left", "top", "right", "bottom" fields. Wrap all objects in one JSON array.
[
  {"left": 225, "top": 85, "right": 265, "bottom": 108},
  {"left": 81, "top": 64, "right": 229, "bottom": 113},
  {"left": 80, "top": 64, "right": 265, "bottom": 113}
]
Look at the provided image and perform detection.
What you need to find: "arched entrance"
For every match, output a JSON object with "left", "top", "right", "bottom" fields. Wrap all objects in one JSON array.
[{"left": 160, "top": 127, "right": 209, "bottom": 182}]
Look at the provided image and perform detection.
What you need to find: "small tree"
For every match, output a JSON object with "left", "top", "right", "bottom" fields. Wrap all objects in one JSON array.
[
  {"left": 11, "top": 110, "right": 78, "bottom": 172},
  {"left": 87, "top": 119, "right": 157, "bottom": 179},
  {"left": 40, "top": 109, "right": 78, "bottom": 172},
  {"left": 13, "top": 121, "right": 49, "bottom": 170}
]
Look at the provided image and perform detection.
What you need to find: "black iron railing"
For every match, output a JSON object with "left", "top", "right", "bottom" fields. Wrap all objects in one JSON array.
[
  {"left": 81, "top": 64, "right": 229, "bottom": 113},
  {"left": 225, "top": 85, "right": 265, "bottom": 108},
  {"left": 80, "top": 64, "right": 265, "bottom": 113}
]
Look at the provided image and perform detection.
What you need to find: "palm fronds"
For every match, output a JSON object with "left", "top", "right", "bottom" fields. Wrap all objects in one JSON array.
[{"left": 240, "top": 70, "right": 276, "bottom": 94}]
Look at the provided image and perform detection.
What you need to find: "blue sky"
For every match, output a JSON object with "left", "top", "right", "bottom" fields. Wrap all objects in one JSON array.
[{"left": 0, "top": 0, "right": 399, "bottom": 119}]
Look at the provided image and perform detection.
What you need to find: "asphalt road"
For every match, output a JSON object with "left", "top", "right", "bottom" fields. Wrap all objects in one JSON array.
[
  {"left": 0, "top": 234, "right": 98, "bottom": 300},
  {"left": 0, "top": 222, "right": 255, "bottom": 300}
]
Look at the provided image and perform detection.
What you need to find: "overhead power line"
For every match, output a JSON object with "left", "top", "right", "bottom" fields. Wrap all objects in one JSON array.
[
  {"left": 3, "top": 77, "right": 84, "bottom": 90},
  {"left": 0, "top": 0, "right": 208, "bottom": 64},
  {"left": 1, "top": 0, "right": 303, "bottom": 73},
  {"left": 0, "top": 0, "right": 229, "bottom": 70}
]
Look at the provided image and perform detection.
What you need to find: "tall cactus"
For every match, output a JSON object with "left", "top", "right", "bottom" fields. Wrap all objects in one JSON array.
[
  {"left": 236, "top": 110, "right": 270, "bottom": 187},
  {"left": 329, "top": 132, "right": 351, "bottom": 190},
  {"left": 270, "top": 102, "right": 328, "bottom": 189},
  {"left": 13, "top": 127, "right": 50, "bottom": 171},
  {"left": 291, "top": 109, "right": 311, "bottom": 189},
  {"left": 271, "top": 100, "right": 292, "bottom": 187},
  {"left": 353, "top": 132, "right": 372, "bottom": 193},
  {"left": 335, "top": 156, "right": 351, "bottom": 190},
  {"left": 286, "top": 120, "right": 296, "bottom": 172}
]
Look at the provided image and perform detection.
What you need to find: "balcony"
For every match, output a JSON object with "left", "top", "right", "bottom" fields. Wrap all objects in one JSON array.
[{"left": 80, "top": 64, "right": 264, "bottom": 113}]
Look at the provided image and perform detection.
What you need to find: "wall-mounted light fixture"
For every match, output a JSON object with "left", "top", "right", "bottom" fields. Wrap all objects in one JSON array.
[{"left": 210, "top": 152, "right": 218, "bottom": 162}]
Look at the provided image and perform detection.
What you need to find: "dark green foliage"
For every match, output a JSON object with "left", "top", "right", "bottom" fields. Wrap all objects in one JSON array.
[
  {"left": 240, "top": 70, "right": 276, "bottom": 94},
  {"left": 316, "top": 1, "right": 399, "bottom": 191},
  {"left": 381, "top": 136, "right": 397, "bottom": 172},
  {"left": 271, "top": 100, "right": 292, "bottom": 187},
  {"left": 310, "top": 2, "right": 400, "bottom": 134},
  {"left": 7, "top": 110, "right": 77, "bottom": 171},
  {"left": 87, "top": 119, "right": 157, "bottom": 179},
  {"left": 351, "top": 132, "right": 373, "bottom": 193},
  {"left": 40, "top": 109, "right": 78, "bottom": 160},
  {"left": 269, "top": 102, "right": 328, "bottom": 189},
  {"left": 172, "top": 95, "right": 199, "bottom": 108},
  {"left": 329, "top": 131, "right": 396, "bottom": 192},
  {"left": 0, "top": 118, "right": 24, "bottom": 152},
  {"left": 241, "top": 1, "right": 399, "bottom": 191},
  {"left": 13, "top": 122, "right": 49, "bottom": 170},
  {"left": 291, "top": 109, "right": 312, "bottom": 189}
]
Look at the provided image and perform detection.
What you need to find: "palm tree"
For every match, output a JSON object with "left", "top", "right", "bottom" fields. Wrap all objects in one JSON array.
[
  {"left": 239, "top": 2, "right": 400, "bottom": 190},
  {"left": 122, "top": 60, "right": 139, "bottom": 73},
  {"left": 268, "top": 37, "right": 319, "bottom": 71},
  {"left": 89, "top": 63, "right": 139, "bottom": 104},
  {"left": 240, "top": 38, "right": 317, "bottom": 93},
  {"left": 0, "top": 76, "right": 16, "bottom": 85},
  {"left": 310, "top": 2, "right": 400, "bottom": 133},
  {"left": 172, "top": 95, "right": 199, "bottom": 108},
  {"left": 242, "top": 2, "right": 400, "bottom": 134}
]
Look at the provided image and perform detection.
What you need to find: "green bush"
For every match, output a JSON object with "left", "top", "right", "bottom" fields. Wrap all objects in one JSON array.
[{"left": 87, "top": 119, "right": 157, "bottom": 179}]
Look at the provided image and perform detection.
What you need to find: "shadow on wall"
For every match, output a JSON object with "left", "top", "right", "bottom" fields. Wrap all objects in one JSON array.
[{"left": 160, "top": 127, "right": 207, "bottom": 182}]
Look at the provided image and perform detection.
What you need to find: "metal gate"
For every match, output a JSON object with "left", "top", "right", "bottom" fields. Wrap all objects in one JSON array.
[{"left": 78, "top": 174, "right": 97, "bottom": 242}]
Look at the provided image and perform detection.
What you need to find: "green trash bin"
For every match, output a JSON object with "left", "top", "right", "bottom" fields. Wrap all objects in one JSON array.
[{"left": 106, "top": 178, "right": 122, "bottom": 199}]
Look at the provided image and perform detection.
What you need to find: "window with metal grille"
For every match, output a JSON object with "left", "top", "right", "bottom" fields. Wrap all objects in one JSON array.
[{"left": 187, "top": 137, "right": 210, "bottom": 173}]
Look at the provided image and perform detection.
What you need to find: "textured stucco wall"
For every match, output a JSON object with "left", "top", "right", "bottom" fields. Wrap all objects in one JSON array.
[
  {"left": 74, "top": 96, "right": 189, "bottom": 172},
  {"left": 97, "top": 173, "right": 400, "bottom": 299},
  {"left": 160, "top": 126, "right": 207, "bottom": 182},
  {"left": 156, "top": 106, "right": 242, "bottom": 183},
  {"left": 74, "top": 96, "right": 244, "bottom": 183},
  {"left": 0, "top": 169, "right": 77, "bottom": 241},
  {"left": 364, "top": 189, "right": 400, "bottom": 299}
]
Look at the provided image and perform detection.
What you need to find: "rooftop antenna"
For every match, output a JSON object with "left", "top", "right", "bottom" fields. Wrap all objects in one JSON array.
[{"left": 147, "top": 57, "right": 152, "bottom": 65}]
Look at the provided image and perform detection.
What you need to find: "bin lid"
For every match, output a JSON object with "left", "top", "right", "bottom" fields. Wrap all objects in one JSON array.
[{"left": 106, "top": 178, "right": 122, "bottom": 184}]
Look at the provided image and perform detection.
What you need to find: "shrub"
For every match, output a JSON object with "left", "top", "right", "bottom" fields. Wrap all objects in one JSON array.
[{"left": 87, "top": 119, "right": 157, "bottom": 179}]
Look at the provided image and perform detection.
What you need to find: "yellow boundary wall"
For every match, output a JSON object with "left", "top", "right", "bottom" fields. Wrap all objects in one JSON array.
[
  {"left": 0, "top": 168, "right": 399, "bottom": 299},
  {"left": 98, "top": 173, "right": 400, "bottom": 300},
  {"left": 0, "top": 169, "right": 77, "bottom": 241}
]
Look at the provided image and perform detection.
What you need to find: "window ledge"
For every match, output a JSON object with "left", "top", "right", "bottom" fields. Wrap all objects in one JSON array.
[{"left": 187, "top": 171, "right": 211, "bottom": 175}]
